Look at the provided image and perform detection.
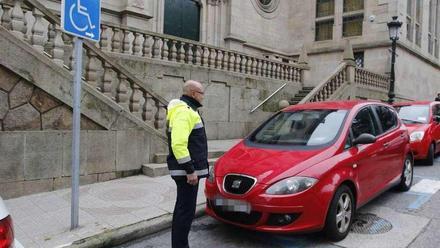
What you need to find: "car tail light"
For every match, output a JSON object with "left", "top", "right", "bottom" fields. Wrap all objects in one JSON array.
[{"left": 0, "top": 215, "right": 14, "bottom": 248}]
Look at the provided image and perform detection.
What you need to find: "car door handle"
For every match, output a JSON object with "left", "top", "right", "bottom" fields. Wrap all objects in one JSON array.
[{"left": 383, "top": 143, "right": 390, "bottom": 147}]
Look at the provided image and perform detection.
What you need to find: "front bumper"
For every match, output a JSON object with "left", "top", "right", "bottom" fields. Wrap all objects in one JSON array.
[
  {"left": 410, "top": 140, "right": 430, "bottom": 160},
  {"left": 204, "top": 178, "right": 327, "bottom": 233}
]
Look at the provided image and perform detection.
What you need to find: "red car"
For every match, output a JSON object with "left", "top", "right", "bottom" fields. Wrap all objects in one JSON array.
[
  {"left": 205, "top": 101, "right": 413, "bottom": 241},
  {"left": 394, "top": 101, "right": 440, "bottom": 165}
]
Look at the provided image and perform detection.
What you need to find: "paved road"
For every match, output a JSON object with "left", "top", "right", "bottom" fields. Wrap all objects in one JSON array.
[{"left": 118, "top": 159, "right": 440, "bottom": 248}]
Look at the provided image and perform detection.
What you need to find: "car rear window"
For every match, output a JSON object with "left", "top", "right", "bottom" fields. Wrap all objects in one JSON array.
[
  {"left": 249, "top": 109, "right": 348, "bottom": 147},
  {"left": 396, "top": 105, "right": 429, "bottom": 124}
]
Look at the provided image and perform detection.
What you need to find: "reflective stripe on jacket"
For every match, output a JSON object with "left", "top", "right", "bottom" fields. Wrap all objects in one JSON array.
[{"left": 166, "top": 98, "right": 208, "bottom": 178}]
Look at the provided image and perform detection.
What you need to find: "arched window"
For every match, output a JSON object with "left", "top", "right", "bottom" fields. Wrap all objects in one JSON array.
[{"left": 164, "top": 0, "right": 200, "bottom": 41}]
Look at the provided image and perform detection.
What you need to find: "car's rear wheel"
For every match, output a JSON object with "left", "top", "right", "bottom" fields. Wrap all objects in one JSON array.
[
  {"left": 425, "top": 143, "right": 434, "bottom": 166},
  {"left": 396, "top": 155, "right": 413, "bottom": 191},
  {"left": 324, "top": 185, "right": 354, "bottom": 241}
]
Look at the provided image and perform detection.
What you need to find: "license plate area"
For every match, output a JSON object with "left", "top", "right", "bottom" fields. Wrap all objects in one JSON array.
[{"left": 213, "top": 197, "right": 251, "bottom": 213}]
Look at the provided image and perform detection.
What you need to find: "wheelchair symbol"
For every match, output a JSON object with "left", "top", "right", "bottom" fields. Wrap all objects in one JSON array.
[{"left": 69, "top": 0, "right": 96, "bottom": 37}]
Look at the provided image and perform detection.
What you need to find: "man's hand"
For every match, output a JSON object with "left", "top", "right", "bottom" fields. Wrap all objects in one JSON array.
[{"left": 187, "top": 172, "right": 198, "bottom": 185}]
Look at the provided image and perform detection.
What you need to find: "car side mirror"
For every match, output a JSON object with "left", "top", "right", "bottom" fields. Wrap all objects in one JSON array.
[
  {"left": 434, "top": 115, "right": 440, "bottom": 123},
  {"left": 352, "top": 133, "right": 376, "bottom": 146}
]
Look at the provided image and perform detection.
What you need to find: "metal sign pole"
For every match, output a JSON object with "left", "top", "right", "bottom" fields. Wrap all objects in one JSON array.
[{"left": 71, "top": 37, "right": 83, "bottom": 230}]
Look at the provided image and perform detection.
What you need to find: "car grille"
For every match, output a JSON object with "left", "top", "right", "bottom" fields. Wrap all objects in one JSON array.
[
  {"left": 223, "top": 174, "right": 256, "bottom": 195},
  {"left": 208, "top": 200, "right": 261, "bottom": 225}
]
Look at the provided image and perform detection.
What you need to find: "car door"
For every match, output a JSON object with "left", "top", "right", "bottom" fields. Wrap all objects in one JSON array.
[
  {"left": 431, "top": 104, "right": 440, "bottom": 153},
  {"left": 372, "top": 105, "right": 405, "bottom": 184},
  {"left": 349, "top": 106, "right": 384, "bottom": 204}
]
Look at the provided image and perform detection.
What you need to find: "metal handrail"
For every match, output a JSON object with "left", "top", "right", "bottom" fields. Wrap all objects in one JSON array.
[{"left": 249, "top": 83, "right": 287, "bottom": 113}]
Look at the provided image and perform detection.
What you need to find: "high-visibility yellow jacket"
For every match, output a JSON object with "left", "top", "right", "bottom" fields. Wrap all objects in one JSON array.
[{"left": 166, "top": 96, "right": 208, "bottom": 178}]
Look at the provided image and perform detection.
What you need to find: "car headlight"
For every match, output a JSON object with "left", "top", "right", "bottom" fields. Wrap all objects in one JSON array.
[
  {"left": 265, "top": 176, "right": 317, "bottom": 195},
  {"left": 410, "top": 131, "right": 425, "bottom": 142},
  {"left": 207, "top": 165, "right": 215, "bottom": 183}
]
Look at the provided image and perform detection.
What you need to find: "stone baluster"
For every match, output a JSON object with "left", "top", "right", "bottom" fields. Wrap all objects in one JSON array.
[
  {"left": 52, "top": 25, "right": 65, "bottom": 66},
  {"left": 99, "top": 25, "right": 109, "bottom": 51},
  {"left": 111, "top": 27, "right": 121, "bottom": 52},
  {"left": 142, "top": 34, "right": 151, "bottom": 57},
  {"left": 268, "top": 62, "right": 273, "bottom": 78},
  {"left": 142, "top": 93, "right": 154, "bottom": 122},
  {"left": 209, "top": 48, "right": 216, "bottom": 67},
  {"left": 154, "top": 102, "right": 166, "bottom": 129},
  {"left": 161, "top": 38, "right": 169, "bottom": 60},
  {"left": 30, "top": 8, "right": 45, "bottom": 52},
  {"left": 122, "top": 30, "right": 131, "bottom": 54},
  {"left": 152, "top": 36, "right": 161, "bottom": 58},
  {"left": 255, "top": 59, "right": 260, "bottom": 76},
  {"left": 282, "top": 65, "right": 287, "bottom": 80},
  {"left": 177, "top": 42, "right": 185, "bottom": 62},
  {"left": 202, "top": 46, "right": 209, "bottom": 66},
  {"left": 240, "top": 55, "right": 246, "bottom": 73},
  {"left": 86, "top": 50, "right": 99, "bottom": 88},
  {"left": 233, "top": 53, "right": 240, "bottom": 72},
  {"left": 1, "top": 2, "right": 11, "bottom": 29},
  {"left": 186, "top": 44, "right": 194, "bottom": 64},
  {"left": 129, "top": 82, "right": 141, "bottom": 115},
  {"left": 286, "top": 66, "right": 292, "bottom": 81},
  {"left": 45, "top": 23, "right": 55, "bottom": 54},
  {"left": 228, "top": 52, "right": 234, "bottom": 71},
  {"left": 10, "top": 0, "right": 25, "bottom": 39},
  {"left": 246, "top": 56, "right": 252, "bottom": 74},
  {"left": 194, "top": 45, "right": 202, "bottom": 65},
  {"left": 215, "top": 49, "right": 222, "bottom": 69},
  {"left": 22, "top": 8, "right": 28, "bottom": 40},
  {"left": 132, "top": 32, "right": 142, "bottom": 56},
  {"left": 261, "top": 60, "right": 266, "bottom": 77},
  {"left": 169, "top": 40, "right": 177, "bottom": 61},
  {"left": 102, "top": 62, "right": 113, "bottom": 98},
  {"left": 278, "top": 64, "right": 282, "bottom": 79},
  {"left": 116, "top": 73, "right": 129, "bottom": 109},
  {"left": 222, "top": 51, "right": 228, "bottom": 70},
  {"left": 251, "top": 58, "right": 257, "bottom": 75}
]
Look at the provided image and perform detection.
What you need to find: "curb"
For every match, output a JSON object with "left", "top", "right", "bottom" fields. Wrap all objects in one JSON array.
[{"left": 64, "top": 204, "right": 206, "bottom": 248}]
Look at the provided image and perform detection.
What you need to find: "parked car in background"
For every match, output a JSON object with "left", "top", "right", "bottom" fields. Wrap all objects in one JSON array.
[
  {"left": 0, "top": 196, "right": 21, "bottom": 248},
  {"left": 394, "top": 101, "right": 440, "bottom": 165},
  {"left": 205, "top": 101, "right": 413, "bottom": 241}
]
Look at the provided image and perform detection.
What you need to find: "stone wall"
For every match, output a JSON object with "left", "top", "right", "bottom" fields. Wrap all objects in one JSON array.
[
  {"left": 107, "top": 53, "right": 303, "bottom": 139},
  {"left": 0, "top": 130, "right": 152, "bottom": 199}
]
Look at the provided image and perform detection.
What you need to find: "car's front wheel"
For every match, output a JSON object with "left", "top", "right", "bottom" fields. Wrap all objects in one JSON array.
[
  {"left": 425, "top": 143, "right": 435, "bottom": 166},
  {"left": 324, "top": 185, "right": 355, "bottom": 241},
  {"left": 396, "top": 155, "right": 413, "bottom": 191}
]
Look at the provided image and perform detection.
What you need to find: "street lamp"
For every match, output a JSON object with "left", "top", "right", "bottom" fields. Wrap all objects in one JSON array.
[{"left": 387, "top": 16, "right": 402, "bottom": 104}]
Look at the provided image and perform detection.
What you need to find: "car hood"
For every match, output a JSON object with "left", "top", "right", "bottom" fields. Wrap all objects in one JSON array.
[
  {"left": 405, "top": 123, "right": 430, "bottom": 133},
  {"left": 215, "top": 141, "right": 332, "bottom": 185}
]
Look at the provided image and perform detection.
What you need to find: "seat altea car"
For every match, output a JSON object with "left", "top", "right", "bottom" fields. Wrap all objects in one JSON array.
[
  {"left": 205, "top": 101, "right": 413, "bottom": 241},
  {"left": 394, "top": 101, "right": 440, "bottom": 165}
]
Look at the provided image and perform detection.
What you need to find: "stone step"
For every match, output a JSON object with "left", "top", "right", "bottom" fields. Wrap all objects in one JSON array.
[
  {"left": 295, "top": 93, "right": 308, "bottom": 97},
  {"left": 153, "top": 150, "right": 226, "bottom": 163},
  {"left": 302, "top": 87, "right": 314, "bottom": 91},
  {"left": 292, "top": 97, "right": 304, "bottom": 101},
  {"left": 142, "top": 158, "right": 218, "bottom": 177}
]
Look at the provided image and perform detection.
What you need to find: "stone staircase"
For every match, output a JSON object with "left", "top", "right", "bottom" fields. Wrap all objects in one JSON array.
[
  {"left": 142, "top": 139, "right": 241, "bottom": 177},
  {"left": 289, "top": 86, "right": 314, "bottom": 105}
]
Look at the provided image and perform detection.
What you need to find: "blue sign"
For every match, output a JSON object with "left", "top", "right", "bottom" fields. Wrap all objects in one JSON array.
[{"left": 61, "top": 0, "right": 101, "bottom": 41}]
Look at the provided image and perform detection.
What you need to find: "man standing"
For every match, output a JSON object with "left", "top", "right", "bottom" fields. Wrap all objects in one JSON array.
[
  {"left": 435, "top": 93, "right": 440, "bottom": 101},
  {"left": 167, "top": 80, "right": 209, "bottom": 248}
]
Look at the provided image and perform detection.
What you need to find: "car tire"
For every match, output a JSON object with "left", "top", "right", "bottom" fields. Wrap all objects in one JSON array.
[
  {"left": 396, "top": 155, "right": 413, "bottom": 191},
  {"left": 323, "top": 184, "right": 355, "bottom": 241},
  {"left": 425, "top": 144, "right": 434, "bottom": 166}
]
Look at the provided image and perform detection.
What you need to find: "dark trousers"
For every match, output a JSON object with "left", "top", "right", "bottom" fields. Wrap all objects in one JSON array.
[{"left": 172, "top": 179, "right": 199, "bottom": 248}]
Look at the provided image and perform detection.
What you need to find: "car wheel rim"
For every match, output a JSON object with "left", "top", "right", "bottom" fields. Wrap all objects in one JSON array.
[
  {"left": 336, "top": 193, "right": 352, "bottom": 233},
  {"left": 404, "top": 158, "right": 413, "bottom": 187}
]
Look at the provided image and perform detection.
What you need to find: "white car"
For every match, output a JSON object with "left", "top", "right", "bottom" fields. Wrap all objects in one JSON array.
[{"left": 0, "top": 196, "right": 23, "bottom": 248}]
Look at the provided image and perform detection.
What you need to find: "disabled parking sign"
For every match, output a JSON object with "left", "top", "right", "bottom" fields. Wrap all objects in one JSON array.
[{"left": 61, "top": 0, "right": 101, "bottom": 41}]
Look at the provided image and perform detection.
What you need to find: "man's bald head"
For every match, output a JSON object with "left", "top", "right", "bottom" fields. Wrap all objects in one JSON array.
[{"left": 183, "top": 80, "right": 205, "bottom": 104}]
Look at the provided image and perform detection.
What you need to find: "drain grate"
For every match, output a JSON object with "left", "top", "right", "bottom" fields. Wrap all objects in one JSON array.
[{"left": 351, "top": 213, "right": 393, "bottom": 234}]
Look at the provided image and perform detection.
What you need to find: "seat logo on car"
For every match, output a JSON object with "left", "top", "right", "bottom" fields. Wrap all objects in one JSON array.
[{"left": 232, "top": 180, "right": 242, "bottom": 189}]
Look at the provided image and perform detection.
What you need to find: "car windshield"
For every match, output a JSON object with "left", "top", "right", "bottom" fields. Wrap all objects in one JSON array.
[
  {"left": 250, "top": 109, "right": 348, "bottom": 147},
  {"left": 396, "top": 105, "right": 430, "bottom": 124}
]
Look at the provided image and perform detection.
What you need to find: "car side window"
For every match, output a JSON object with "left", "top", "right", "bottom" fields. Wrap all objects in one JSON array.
[
  {"left": 375, "top": 106, "right": 398, "bottom": 133},
  {"left": 351, "top": 107, "right": 377, "bottom": 140}
]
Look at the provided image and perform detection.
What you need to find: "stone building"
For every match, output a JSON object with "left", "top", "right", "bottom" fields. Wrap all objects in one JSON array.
[{"left": 0, "top": 0, "right": 437, "bottom": 197}]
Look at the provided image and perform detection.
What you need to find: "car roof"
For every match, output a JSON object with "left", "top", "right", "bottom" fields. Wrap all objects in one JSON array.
[
  {"left": 393, "top": 101, "right": 434, "bottom": 106},
  {"left": 282, "top": 100, "right": 384, "bottom": 112}
]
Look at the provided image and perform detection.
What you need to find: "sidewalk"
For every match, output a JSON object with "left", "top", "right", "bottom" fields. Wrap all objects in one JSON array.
[{"left": 5, "top": 175, "right": 207, "bottom": 248}]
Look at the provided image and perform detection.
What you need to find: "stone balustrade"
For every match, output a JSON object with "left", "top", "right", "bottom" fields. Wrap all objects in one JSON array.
[
  {"left": 99, "top": 23, "right": 306, "bottom": 83},
  {"left": 355, "top": 68, "right": 389, "bottom": 90},
  {"left": 1, "top": 0, "right": 168, "bottom": 131}
]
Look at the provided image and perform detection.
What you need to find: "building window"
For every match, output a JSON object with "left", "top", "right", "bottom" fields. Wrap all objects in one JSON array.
[
  {"left": 406, "top": 0, "right": 423, "bottom": 47},
  {"left": 343, "top": 0, "right": 364, "bottom": 12},
  {"left": 164, "top": 0, "right": 200, "bottom": 41},
  {"left": 407, "top": 17, "right": 413, "bottom": 41},
  {"left": 429, "top": 0, "right": 439, "bottom": 57},
  {"left": 316, "top": 0, "right": 335, "bottom": 18},
  {"left": 315, "top": 20, "right": 334, "bottom": 41},
  {"left": 354, "top": 51, "right": 364, "bottom": 68},
  {"left": 343, "top": 14, "right": 364, "bottom": 37},
  {"left": 255, "top": 0, "right": 280, "bottom": 13}
]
